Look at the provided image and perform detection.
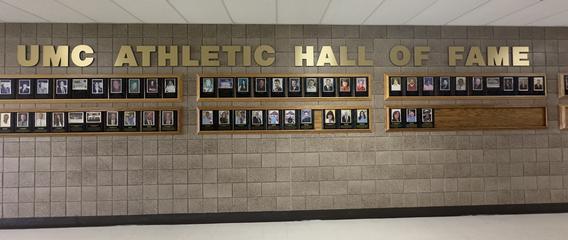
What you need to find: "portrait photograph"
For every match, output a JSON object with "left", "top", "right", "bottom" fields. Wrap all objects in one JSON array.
[
  {"left": 86, "top": 112, "right": 102, "bottom": 123},
  {"left": 0, "top": 113, "right": 11, "bottom": 127},
  {"left": 439, "top": 77, "right": 450, "bottom": 91},
  {"left": 72, "top": 79, "right": 88, "bottom": 91},
  {"left": 16, "top": 112, "right": 29, "bottom": 127},
  {"left": 486, "top": 77, "right": 500, "bottom": 88},
  {"left": 234, "top": 110, "right": 247, "bottom": 125},
  {"left": 356, "top": 109, "right": 368, "bottom": 124},
  {"left": 0, "top": 80, "right": 11, "bottom": 95},
  {"left": 18, "top": 79, "right": 31, "bottom": 95},
  {"left": 218, "top": 78, "right": 233, "bottom": 89},
  {"left": 423, "top": 77, "right": 434, "bottom": 91},
  {"left": 406, "top": 77, "right": 417, "bottom": 92},
  {"left": 52, "top": 112, "right": 65, "bottom": 127},
  {"left": 36, "top": 79, "right": 49, "bottom": 94},
  {"left": 164, "top": 78, "right": 176, "bottom": 93},
  {"left": 322, "top": 78, "right": 335, "bottom": 92},
  {"left": 110, "top": 78, "right": 122, "bottom": 94},
  {"left": 255, "top": 78, "right": 267, "bottom": 92},
  {"left": 201, "top": 111, "right": 214, "bottom": 125},
  {"left": 272, "top": 78, "right": 284, "bottom": 92},
  {"left": 565, "top": 76, "right": 568, "bottom": 90},
  {"left": 34, "top": 112, "right": 47, "bottom": 127},
  {"left": 533, "top": 77, "right": 544, "bottom": 91},
  {"left": 306, "top": 78, "right": 318, "bottom": 93},
  {"left": 518, "top": 77, "right": 529, "bottom": 91},
  {"left": 92, "top": 79, "right": 104, "bottom": 94},
  {"left": 355, "top": 77, "right": 367, "bottom": 92},
  {"left": 218, "top": 110, "right": 230, "bottom": 125},
  {"left": 472, "top": 77, "right": 483, "bottom": 91},
  {"left": 202, "top": 78, "right": 214, "bottom": 93},
  {"left": 340, "top": 110, "right": 352, "bottom": 124},
  {"left": 268, "top": 110, "right": 279, "bottom": 125},
  {"left": 106, "top": 111, "right": 119, "bottom": 126},
  {"left": 146, "top": 78, "right": 159, "bottom": 93},
  {"left": 237, "top": 78, "right": 249, "bottom": 93},
  {"left": 69, "top": 112, "right": 85, "bottom": 124},
  {"left": 251, "top": 110, "right": 263, "bottom": 125},
  {"left": 504, "top": 77, "right": 514, "bottom": 91},
  {"left": 124, "top": 111, "right": 137, "bottom": 126},
  {"left": 324, "top": 110, "right": 335, "bottom": 124},
  {"left": 162, "top": 111, "right": 175, "bottom": 126},
  {"left": 300, "top": 110, "right": 312, "bottom": 124},
  {"left": 143, "top": 111, "right": 155, "bottom": 126},
  {"left": 128, "top": 79, "right": 141, "bottom": 93},
  {"left": 455, "top": 77, "right": 467, "bottom": 91},
  {"left": 339, "top": 78, "right": 351, "bottom": 92},
  {"left": 406, "top": 109, "right": 417, "bottom": 123},
  {"left": 289, "top": 78, "right": 301, "bottom": 92},
  {"left": 391, "top": 109, "right": 401, "bottom": 123},
  {"left": 390, "top": 77, "right": 401, "bottom": 91},
  {"left": 285, "top": 110, "right": 296, "bottom": 124},
  {"left": 422, "top": 109, "right": 433, "bottom": 123},
  {"left": 55, "top": 79, "right": 68, "bottom": 94}
]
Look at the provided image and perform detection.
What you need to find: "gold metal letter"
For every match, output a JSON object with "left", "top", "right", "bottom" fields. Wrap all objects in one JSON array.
[
  {"left": 201, "top": 46, "right": 220, "bottom": 67},
  {"left": 158, "top": 45, "right": 178, "bottom": 66},
  {"left": 414, "top": 46, "right": 430, "bottom": 66},
  {"left": 465, "top": 46, "right": 486, "bottom": 66},
  {"left": 17, "top": 45, "right": 39, "bottom": 67},
  {"left": 448, "top": 46, "right": 464, "bottom": 66},
  {"left": 71, "top": 45, "right": 94, "bottom": 67},
  {"left": 487, "top": 46, "right": 510, "bottom": 66},
  {"left": 295, "top": 46, "right": 314, "bottom": 66},
  {"left": 254, "top": 45, "right": 275, "bottom": 67},
  {"left": 390, "top": 45, "right": 411, "bottom": 66},
  {"left": 136, "top": 46, "right": 156, "bottom": 67},
  {"left": 358, "top": 46, "right": 373, "bottom": 66},
  {"left": 339, "top": 46, "right": 355, "bottom": 66},
  {"left": 222, "top": 46, "right": 241, "bottom": 66},
  {"left": 43, "top": 45, "right": 69, "bottom": 67},
  {"left": 181, "top": 46, "right": 199, "bottom": 66},
  {"left": 114, "top": 46, "right": 138, "bottom": 67},
  {"left": 243, "top": 46, "right": 252, "bottom": 66},
  {"left": 512, "top": 46, "right": 530, "bottom": 66},
  {"left": 316, "top": 46, "right": 338, "bottom": 66}
]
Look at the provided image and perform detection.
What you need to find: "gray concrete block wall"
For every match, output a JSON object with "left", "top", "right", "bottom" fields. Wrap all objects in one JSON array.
[{"left": 0, "top": 23, "right": 567, "bottom": 218}]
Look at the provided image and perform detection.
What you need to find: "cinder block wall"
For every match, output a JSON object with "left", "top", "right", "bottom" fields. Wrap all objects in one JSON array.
[{"left": 0, "top": 23, "right": 566, "bottom": 218}]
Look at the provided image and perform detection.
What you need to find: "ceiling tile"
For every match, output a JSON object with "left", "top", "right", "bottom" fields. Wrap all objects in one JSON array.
[
  {"left": 491, "top": 0, "right": 568, "bottom": 26},
  {"left": 278, "top": 0, "right": 329, "bottom": 24},
  {"left": 2, "top": 0, "right": 93, "bottom": 22},
  {"left": 448, "top": 0, "right": 541, "bottom": 25},
  {"left": 0, "top": 1, "right": 47, "bottom": 22},
  {"left": 112, "top": 0, "right": 186, "bottom": 23},
  {"left": 406, "top": 0, "right": 489, "bottom": 25},
  {"left": 57, "top": 0, "right": 140, "bottom": 23},
  {"left": 528, "top": 10, "right": 568, "bottom": 26},
  {"left": 364, "top": 0, "right": 437, "bottom": 25},
  {"left": 169, "top": 0, "right": 232, "bottom": 24},
  {"left": 224, "top": 0, "right": 276, "bottom": 24},
  {"left": 321, "top": 0, "right": 384, "bottom": 25}
]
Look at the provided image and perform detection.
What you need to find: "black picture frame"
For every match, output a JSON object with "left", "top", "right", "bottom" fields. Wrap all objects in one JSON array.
[
  {"left": 109, "top": 78, "right": 127, "bottom": 99},
  {"left": 54, "top": 79, "right": 70, "bottom": 99},
  {"left": 126, "top": 78, "right": 144, "bottom": 99},
  {"left": 288, "top": 77, "right": 302, "bottom": 97},
  {"left": 160, "top": 110, "right": 177, "bottom": 132},
  {"left": 141, "top": 110, "right": 159, "bottom": 132},
  {"left": 321, "top": 77, "right": 336, "bottom": 97},
  {"left": 163, "top": 78, "right": 178, "bottom": 99},
  {"left": 270, "top": 77, "right": 286, "bottom": 97},
  {"left": 254, "top": 78, "right": 269, "bottom": 97},
  {"left": 200, "top": 77, "right": 217, "bottom": 98},
  {"left": 304, "top": 77, "right": 319, "bottom": 97},
  {"left": 236, "top": 77, "right": 251, "bottom": 98}
]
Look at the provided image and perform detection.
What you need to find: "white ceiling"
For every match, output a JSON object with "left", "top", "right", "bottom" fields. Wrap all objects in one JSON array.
[{"left": 0, "top": 0, "right": 567, "bottom": 26}]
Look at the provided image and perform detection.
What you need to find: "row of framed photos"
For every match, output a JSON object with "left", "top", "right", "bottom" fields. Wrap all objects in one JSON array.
[
  {"left": 0, "top": 77, "right": 179, "bottom": 100},
  {"left": 0, "top": 110, "right": 179, "bottom": 134},
  {"left": 389, "top": 108, "right": 434, "bottom": 129},
  {"left": 388, "top": 75, "right": 545, "bottom": 97},
  {"left": 199, "top": 76, "right": 369, "bottom": 99},
  {"left": 199, "top": 108, "right": 370, "bottom": 131}
]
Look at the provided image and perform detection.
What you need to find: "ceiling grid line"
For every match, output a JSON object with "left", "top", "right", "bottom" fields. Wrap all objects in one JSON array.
[
  {"left": 53, "top": 0, "right": 97, "bottom": 22},
  {"left": 403, "top": 0, "right": 441, "bottom": 24},
  {"left": 165, "top": 0, "right": 190, "bottom": 23},
  {"left": 526, "top": 5, "right": 568, "bottom": 26},
  {"left": 318, "top": 0, "right": 332, "bottom": 25},
  {"left": 443, "top": 0, "right": 491, "bottom": 25},
  {"left": 109, "top": 0, "right": 144, "bottom": 23},
  {"left": 0, "top": 0, "right": 49, "bottom": 22},
  {"left": 221, "top": 0, "right": 235, "bottom": 24},
  {"left": 485, "top": 0, "right": 543, "bottom": 26},
  {"left": 361, "top": 0, "right": 386, "bottom": 25}
]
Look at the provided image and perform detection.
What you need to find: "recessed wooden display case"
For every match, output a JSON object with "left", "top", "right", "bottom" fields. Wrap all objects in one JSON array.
[
  {"left": 385, "top": 105, "right": 547, "bottom": 131},
  {"left": 558, "top": 104, "right": 568, "bottom": 130},
  {"left": 196, "top": 73, "right": 371, "bottom": 102},
  {"left": 384, "top": 73, "right": 546, "bottom": 101},
  {"left": 0, "top": 74, "right": 183, "bottom": 103},
  {"left": 197, "top": 106, "right": 372, "bottom": 134},
  {"left": 0, "top": 107, "right": 182, "bottom": 136}
]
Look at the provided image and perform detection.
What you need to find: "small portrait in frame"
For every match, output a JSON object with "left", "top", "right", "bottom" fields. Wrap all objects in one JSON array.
[
  {"left": 106, "top": 111, "right": 119, "bottom": 126},
  {"left": 518, "top": 77, "right": 529, "bottom": 91},
  {"left": 143, "top": 111, "right": 155, "bottom": 126},
  {"left": 391, "top": 109, "right": 401, "bottom": 123},
  {"left": 406, "top": 109, "right": 417, "bottom": 123},
  {"left": 36, "top": 79, "right": 49, "bottom": 94},
  {"left": 355, "top": 78, "right": 367, "bottom": 92},
  {"left": 202, "top": 78, "right": 214, "bottom": 93},
  {"left": 0, "top": 113, "right": 11, "bottom": 127},
  {"left": 300, "top": 110, "right": 312, "bottom": 124},
  {"left": 34, "top": 112, "right": 47, "bottom": 127},
  {"left": 285, "top": 110, "right": 296, "bottom": 124},
  {"left": 110, "top": 78, "right": 122, "bottom": 94},
  {"left": 201, "top": 111, "right": 214, "bottom": 125},
  {"left": 251, "top": 110, "right": 263, "bottom": 125},
  {"left": 406, "top": 77, "right": 418, "bottom": 92},
  {"left": 16, "top": 112, "right": 29, "bottom": 127},
  {"left": 339, "top": 78, "right": 351, "bottom": 92},
  {"left": 128, "top": 79, "right": 141, "bottom": 93},
  {"left": 124, "top": 111, "right": 137, "bottom": 126},
  {"left": 472, "top": 77, "right": 483, "bottom": 91},
  {"left": 0, "top": 80, "right": 11, "bottom": 95},
  {"left": 164, "top": 78, "right": 177, "bottom": 93},
  {"left": 440, "top": 77, "right": 450, "bottom": 91},
  {"left": 324, "top": 110, "right": 335, "bottom": 124},
  {"left": 533, "top": 77, "right": 544, "bottom": 91},
  {"left": 162, "top": 111, "right": 174, "bottom": 126},
  {"left": 504, "top": 77, "right": 514, "bottom": 91},
  {"left": 390, "top": 77, "right": 401, "bottom": 91},
  {"left": 146, "top": 78, "right": 159, "bottom": 93},
  {"left": 72, "top": 79, "right": 88, "bottom": 91},
  {"left": 322, "top": 78, "right": 335, "bottom": 92},
  {"left": 218, "top": 110, "right": 230, "bottom": 125},
  {"left": 268, "top": 110, "right": 280, "bottom": 125},
  {"left": 456, "top": 77, "right": 466, "bottom": 91},
  {"left": 289, "top": 78, "right": 301, "bottom": 92},
  {"left": 68, "top": 112, "right": 84, "bottom": 124},
  {"left": 357, "top": 109, "right": 368, "bottom": 124},
  {"left": 340, "top": 110, "right": 352, "bottom": 124},
  {"left": 237, "top": 78, "right": 249, "bottom": 93},
  {"left": 218, "top": 78, "right": 233, "bottom": 89},
  {"left": 422, "top": 109, "right": 433, "bottom": 123},
  {"left": 234, "top": 110, "right": 247, "bottom": 125},
  {"left": 486, "top": 77, "right": 500, "bottom": 89},
  {"left": 18, "top": 79, "right": 31, "bottom": 94},
  {"left": 52, "top": 112, "right": 65, "bottom": 127},
  {"left": 306, "top": 78, "right": 318, "bottom": 93},
  {"left": 272, "top": 78, "right": 284, "bottom": 92},
  {"left": 92, "top": 79, "right": 104, "bottom": 94},
  {"left": 86, "top": 112, "right": 102, "bottom": 123},
  {"left": 55, "top": 79, "right": 68, "bottom": 94},
  {"left": 255, "top": 78, "right": 267, "bottom": 92},
  {"left": 423, "top": 77, "right": 434, "bottom": 91}
]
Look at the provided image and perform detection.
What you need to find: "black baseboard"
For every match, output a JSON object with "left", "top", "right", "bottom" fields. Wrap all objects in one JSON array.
[{"left": 1, "top": 203, "right": 568, "bottom": 229}]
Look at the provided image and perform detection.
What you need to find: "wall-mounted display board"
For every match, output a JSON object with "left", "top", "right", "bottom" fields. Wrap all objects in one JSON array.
[
  {"left": 384, "top": 73, "right": 546, "bottom": 100},
  {"left": 385, "top": 105, "right": 547, "bottom": 131},
  {"left": 558, "top": 74, "right": 568, "bottom": 99},
  {"left": 0, "top": 74, "right": 182, "bottom": 103},
  {"left": 197, "top": 106, "right": 371, "bottom": 134},
  {"left": 197, "top": 73, "right": 371, "bottom": 102},
  {"left": 0, "top": 107, "right": 181, "bottom": 136}
]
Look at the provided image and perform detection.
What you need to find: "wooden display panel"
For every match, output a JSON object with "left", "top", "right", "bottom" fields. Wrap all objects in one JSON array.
[
  {"left": 197, "top": 106, "right": 372, "bottom": 134},
  {"left": 385, "top": 105, "right": 547, "bottom": 131},
  {"left": 196, "top": 73, "right": 372, "bottom": 102},
  {"left": 558, "top": 105, "right": 568, "bottom": 130},
  {"left": 0, "top": 107, "right": 183, "bottom": 136},
  {"left": 559, "top": 74, "right": 568, "bottom": 99},
  {"left": 0, "top": 74, "right": 183, "bottom": 103},
  {"left": 384, "top": 73, "right": 546, "bottom": 101}
]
